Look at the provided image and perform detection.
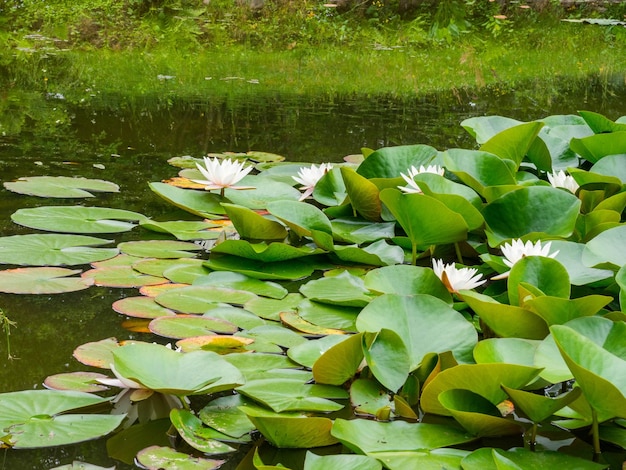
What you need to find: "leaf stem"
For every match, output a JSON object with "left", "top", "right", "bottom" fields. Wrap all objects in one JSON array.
[
  {"left": 591, "top": 407, "right": 601, "bottom": 460},
  {"left": 411, "top": 242, "right": 417, "bottom": 266},
  {"left": 454, "top": 242, "right": 463, "bottom": 264}
]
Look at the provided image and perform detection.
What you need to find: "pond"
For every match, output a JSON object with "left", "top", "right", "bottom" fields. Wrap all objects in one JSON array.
[{"left": 1, "top": 74, "right": 625, "bottom": 469}]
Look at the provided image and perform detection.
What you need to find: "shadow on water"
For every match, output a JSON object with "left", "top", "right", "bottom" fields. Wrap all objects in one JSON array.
[{"left": 0, "top": 74, "right": 625, "bottom": 469}]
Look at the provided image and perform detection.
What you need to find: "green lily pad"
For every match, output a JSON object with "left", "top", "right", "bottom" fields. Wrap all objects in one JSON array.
[
  {"left": 170, "top": 409, "right": 238, "bottom": 455},
  {"left": 583, "top": 224, "right": 626, "bottom": 269},
  {"left": 73, "top": 337, "right": 120, "bottom": 369},
  {"left": 210, "top": 240, "right": 324, "bottom": 262},
  {"left": 136, "top": 445, "right": 224, "bottom": 470},
  {"left": 239, "top": 405, "right": 338, "bottom": 448},
  {"left": 43, "top": 372, "right": 110, "bottom": 393},
  {"left": 0, "top": 390, "right": 124, "bottom": 448},
  {"left": 199, "top": 394, "right": 256, "bottom": 439},
  {"left": 287, "top": 334, "right": 350, "bottom": 368},
  {"left": 139, "top": 219, "right": 221, "bottom": 240},
  {"left": 461, "top": 115, "right": 523, "bottom": 144},
  {"left": 11, "top": 206, "right": 146, "bottom": 233},
  {"left": 330, "top": 218, "right": 396, "bottom": 244},
  {"left": 312, "top": 167, "right": 348, "bottom": 206},
  {"left": 193, "top": 271, "right": 287, "bottom": 299},
  {"left": 501, "top": 385, "right": 581, "bottom": 423},
  {"left": 483, "top": 186, "right": 581, "bottom": 246},
  {"left": 112, "top": 296, "right": 176, "bottom": 319},
  {"left": 296, "top": 299, "right": 359, "bottom": 331},
  {"left": 149, "top": 314, "right": 238, "bottom": 338},
  {"left": 266, "top": 200, "right": 333, "bottom": 237},
  {"left": 362, "top": 329, "right": 410, "bottom": 392},
  {"left": 0, "top": 234, "right": 118, "bottom": 266},
  {"left": 363, "top": 264, "right": 452, "bottom": 303},
  {"left": 462, "top": 291, "right": 549, "bottom": 340},
  {"left": 155, "top": 285, "right": 257, "bottom": 313},
  {"left": 300, "top": 271, "right": 375, "bottom": 307},
  {"left": 313, "top": 333, "right": 365, "bottom": 385},
  {"left": 570, "top": 131, "right": 626, "bottom": 163},
  {"left": 206, "top": 253, "right": 315, "bottom": 280},
  {"left": 551, "top": 317, "right": 626, "bottom": 420},
  {"left": 112, "top": 342, "right": 245, "bottom": 395},
  {"left": 590, "top": 154, "right": 626, "bottom": 184},
  {"left": 50, "top": 462, "right": 116, "bottom": 470},
  {"left": 224, "top": 179, "right": 301, "bottom": 209},
  {"left": 235, "top": 324, "right": 307, "bottom": 350},
  {"left": 331, "top": 418, "right": 474, "bottom": 456},
  {"left": 356, "top": 294, "right": 477, "bottom": 369},
  {"left": 3, "top": 176, "right": 119, "bottom": 198},
  {"left": 332, "top": 240, "right": 405, "bottom": 266},
  {"left": 420, "top": 363, "right": 541, "bottom": 416},
  {"left": 222, "top": 203, "right": 288, "bottom": 240},
  {"left": 303, "top": 452, "right": 382, "bottom": 470},
  {"left": 380, "top": 189, "right": 468, "bottom": 258},
  {"left": 163, "top": 261, "right": 211, "bottom": 284},
  {"left": 118, "top": 240, "right": 201, "bottom": 258},
  {"left": 356, "top": 144, "right": 438, "bottom": 179},
  {"left": 82, "top": 265, "right": 168, "bottom": 288},
  {"left": 461, "top": 447, "right": 607, "bottom": 470},
  {"left": 438, "top": 388, "right": 524, "bottom": 437},
  {"left": 549, "top": 240, "right": 613, "bottom": 286},
  {"left": 150, "top": 182, "right": 226, "bottom": 218},
  {"left": 525, "top": 294, "right": 612, "bottom": 326},
  {"left": 350, "top": 378, "right": 393, "bottom": 418},
  {"left": 237, "top": 378, "right": 347, "bottom": 413},
  {"left": 341, "top": 167, "right": 382, "bottom": 222},
  {"left": 508, "top": 256, "right": 571, "bottom": 307},
  {"left": 222, "top": 352, "right": 301, "bottom": 382},
  {"left": 480, "top": 121, "right": 545, "bottom": 170},
  {"left": 244, "top": 293, "right": 304, "bottom": 321},
  {"left": 443, "top": 149, "right": 517, "bottom": 196},
  {"left": 199, "top": 306, "right": 266, "bottom": 330},
  {"left": 0, "top": 267, "right": 94, "bottom": 294}
]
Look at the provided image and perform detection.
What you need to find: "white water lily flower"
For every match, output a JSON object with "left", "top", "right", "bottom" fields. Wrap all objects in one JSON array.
[
  {"left": 292, "top": 162, "right": 333, "bottom": 201},
  {"left": 492, "top": 239, "right": 560, "bottom": 280},
  {"left": 399, "top": 164, "right": 445, "bottom": 194},
  {"left": 192, "top": 157, "right": 254, "bottom": 193},
  {"left": 432, "top": 258, "right": 486, "bottom": 294},
  {"left": 547, "top": 170, "right": 579, "bottom": 193}
]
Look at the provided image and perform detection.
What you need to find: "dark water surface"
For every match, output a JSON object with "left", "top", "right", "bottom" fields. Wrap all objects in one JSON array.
[{"left": 1, "top": 75, "right": 625, "bottom": 469}]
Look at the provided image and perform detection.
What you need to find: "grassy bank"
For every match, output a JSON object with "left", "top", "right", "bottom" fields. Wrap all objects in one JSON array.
[{"left": 2, "top": 1, "right": 626, "bottom": 100}]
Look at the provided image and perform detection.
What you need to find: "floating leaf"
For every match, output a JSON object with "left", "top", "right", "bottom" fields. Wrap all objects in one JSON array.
[
  {"left": 300, "top": 271, "right": 375, "bottom": 307},
  {"left": 287, "top": 335, "right": 350, "bottom": 368},
  {"left": 356, "top": 294, "right": 477, "bottom": 369},
  {"left": 461, "top": 115, "right": 523, "bottom": 144},
  {"left": 303, "top": 452, "right": 382, "bottom": 470},
  {"left": 330, "top": 218, "right": 395, "bottom": 244},
  {"left": 150, "top": 182, "right": 226, "bottom": 218},
  {"left": 280, "top": 311, "right": 346, "bottom": 335},
  {"left": 112, "top": 342, "right": 244, "bottom": 395},
  {"left": 443, "top": 149, "right": 517, "bottom": 196},
  {"left": 170, "top": 409, "right": 238, "bottom": 455},
  {"left": 362, "top": 329, "right": 410, "bottom": 392},
  {"left": 136, "top": 445, "right": 224, "bottom": 470},
  {"left": 507, "top": 256, "right": 571, "bottom": 307},
  {"left": 244, "top": 293, "right": 304, "bottom": 321},
  {"left": 210, "top": 240, "right": 324, "bottom": 262},
  {"left": 0, "top": 267, "right": 93, "bottom": 294},
  {"left": 176, "top": 335, "right": 253, "bottom": 354},
  {"left": 350, "top": 378, "right": 393, "bottom": 417},
  {"left": 363, "top": 264, "right": 452, "bottom": 304},
  {"left": 44, "top": 372, "right": 110, "bottom": 393},
  {"left": 199, "top": 394, "right": 256, "bottom": 439},
  {"left": 224, "top": 179, "right": 301, "bottom": 209},
  {"left": 570, "top": 131, "right": 626, "bottom": 163},
  {"left": 420, "top": 363, "right": 541, "bottom": 416},
  {"left": 204, "top": 254, "right": 317, "bottom": 281},
  {"left": 583, "top": 224, "right": 626, "bottom": 269},
  {"left": 0, "top": 234, "right": 117, "bottom": 266},
  {"left": 483, "top": 186, "right": 581, "bottom": 246},
  {"left": 139, "top": 219, "right": 220, "bottom": 241},
  {"left": 239, "top": 405, "right": 338, "bottom": 448},
  {"left": 204, "top": 306, "right": 266, "bottom": 330},
  {"left": 313, "top": 333, "right": 365, "bottom": 386},
  {"left": 356, "top": 144, "right": 438, "bottom": 179},
  {"left": 296, "top": 299, "right": 359, "bottom": 331},
  {"left": 0, "top": 390, "right": 124, "bottom": 448},
  {"left": 237, "top": 378, "right": 347, "bottom": 413},
  {"left": 155, "top": 285, "right": 257, "bottom": 313},
  {"left": 3, "top": 176, "right": 119, "bottom": 198},
  {"left": 82, "top": 266, "right": 168, "bottom": 288},
  {"left": 149, "top": 314, "right": 237, "bottom": 338},
  {"left": 118, "top": 240, "right": 201, "bottom": 258},
  {"left": 461, "top": 447, "right": 607, "bottom": 470},
  {"left": 222, "top": 203, "right": 287, "bottom": 240},
  {"left": 193, "top": 271, "right": 287, "bottom": 299},
  {"left": 73, "top": 338, "right": 120, "bottom": 369},
  {"left": 480, "top": 121, "right": 544, "bottom": 170},
  {"left": 113, "top": 296, "right": 176, "bottom": 319},
  {"left": 11, "top": 206, "right": 146, "bottom": 233}
]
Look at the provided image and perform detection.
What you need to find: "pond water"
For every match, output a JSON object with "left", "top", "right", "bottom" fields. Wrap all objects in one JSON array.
[{"left": 1, "top": 74, "right": 625, "bottom": 469}]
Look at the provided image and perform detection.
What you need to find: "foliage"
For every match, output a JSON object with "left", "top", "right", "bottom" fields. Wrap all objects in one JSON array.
[{"left": 0, "top": 110, "right": 625, "bottom": 468}]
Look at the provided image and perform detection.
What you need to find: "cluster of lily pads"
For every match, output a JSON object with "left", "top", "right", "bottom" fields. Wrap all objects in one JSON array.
[{"left": 0, "top": 110, "right": 625, "bottom": 469}]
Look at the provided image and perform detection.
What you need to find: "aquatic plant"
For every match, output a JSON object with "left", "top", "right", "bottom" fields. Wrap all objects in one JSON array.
[{"left": 0, "top": 111, "right": 625, "bottom": 469}]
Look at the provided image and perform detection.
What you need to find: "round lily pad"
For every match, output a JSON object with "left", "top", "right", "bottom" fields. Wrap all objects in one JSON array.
[
  {"left": 118, "top": 240, "right": 201, "bottom": 258},
  {"left": 136, "top": 445, "right": 224, "bottom": 470},
  {"left": 149, "top": 314, "right": 238, "bottom": 339},
  {"left": 11, "top": 206, "right": 147, "bottom": 233},
  {"left": 43, "top": 372, "right": 110, "bottom": 393},
  {"left": 0, "top": 234, "right": 118, "bottom": 266},
  {"left": 0, "top": 267, "right": 94, "bottom": 294},
  {"left": 112, "top": 296, "right": 177, "bottom": 319},
  {"left": 82, "top": 266, "right": 168, "bottom": 288},
  {"left": 3, "top": 176, "right": 120, "bottom": 198}
]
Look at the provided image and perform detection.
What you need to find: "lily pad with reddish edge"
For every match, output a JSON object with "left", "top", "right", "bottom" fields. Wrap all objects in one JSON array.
[
  {"left": 0, "top": 267, "right": 94, "bottom": 294},
  {"left": 112, "top": 296, "right": 177, "bottom": 319}
]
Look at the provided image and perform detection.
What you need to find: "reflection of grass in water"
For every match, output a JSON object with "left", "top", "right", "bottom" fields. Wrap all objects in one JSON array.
[{"left": 5, "top": 23, "right": 626, "bottom": 102}]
